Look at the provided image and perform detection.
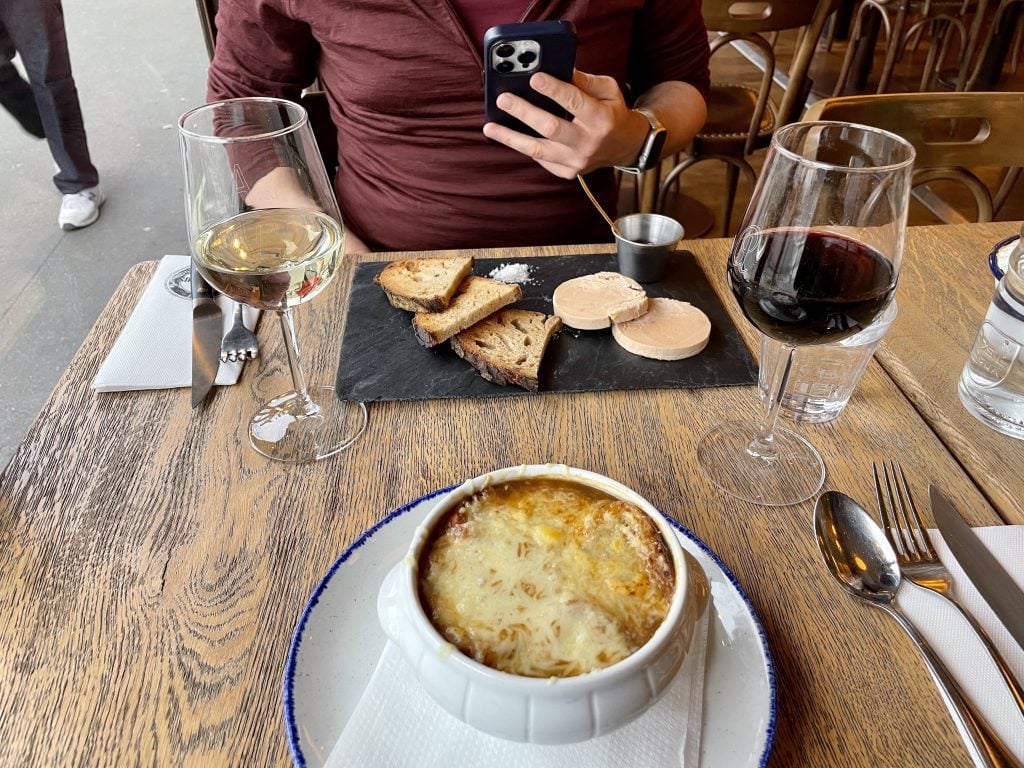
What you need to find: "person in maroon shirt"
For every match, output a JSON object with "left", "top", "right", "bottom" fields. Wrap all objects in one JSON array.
[{"left": 207, "top": 0, "right": 709, "bottom": 253}]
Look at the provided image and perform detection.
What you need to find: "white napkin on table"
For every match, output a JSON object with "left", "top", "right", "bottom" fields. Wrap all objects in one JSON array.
[
  {"left": 91, "top": 254, "right": 259, "bottom": 392},
  {"left": 326, "top": 604, "right": 711, "bottom": 768},
  {"left": 897, "top": 526, "right": 1024, "bottom": 760}
]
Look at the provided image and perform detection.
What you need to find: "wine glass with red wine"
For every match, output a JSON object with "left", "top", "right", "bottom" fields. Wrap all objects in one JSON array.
[{"left": 697, "top": 122, "right": 915, "bottom": 505}]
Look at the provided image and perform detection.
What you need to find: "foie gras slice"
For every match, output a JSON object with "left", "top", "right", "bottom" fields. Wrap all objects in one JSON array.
[
  {"left": 611, "top": 298, "right": 711, "bottom": 361},
  {"left": 552, "top": 272, "right": 648, "bottom": 330}
]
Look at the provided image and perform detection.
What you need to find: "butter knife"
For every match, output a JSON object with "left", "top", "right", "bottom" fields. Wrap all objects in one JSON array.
[
  {"left": 191, "top": 261, "right": 222, "bottom": 408},
  {"left": 930, "top": 486, "right": 1024, "bottom": 653}
]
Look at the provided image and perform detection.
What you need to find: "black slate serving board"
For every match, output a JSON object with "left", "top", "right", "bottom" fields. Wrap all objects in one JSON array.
[{"left": 335, "top": 253, "right": 757, "bottom": 401}]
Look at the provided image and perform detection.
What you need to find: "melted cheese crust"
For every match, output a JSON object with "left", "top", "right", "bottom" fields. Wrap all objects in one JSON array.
[{"left": 418, "top": 478, "right": 675, "bottom": 678}]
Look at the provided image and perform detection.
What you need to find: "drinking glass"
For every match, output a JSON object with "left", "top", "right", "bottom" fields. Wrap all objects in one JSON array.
[
  {"left": 697, "top": 122, "right": 914, "bottom": 505},
  {"left": 178, "top": 97, "right": 367, "bottom": 463}
]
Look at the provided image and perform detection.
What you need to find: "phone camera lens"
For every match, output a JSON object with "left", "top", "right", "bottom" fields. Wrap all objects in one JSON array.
[
  {"left": 517, "top": 51, "right": 537, "bottom": 65},
  {"left": 496, "top": 60, "right": 514, "bottom": 73},
  {"left": 495, "top": 44, "right": 515, "bottom": 58}
]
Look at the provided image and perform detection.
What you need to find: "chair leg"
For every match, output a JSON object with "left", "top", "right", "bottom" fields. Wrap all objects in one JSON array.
[
  {"left": 993, "top": 166, "right": 1023, "bottom": 217},
  {"left": 657, "top": 155, "right": 757, "bottom": 230},
  {"left": 639, "top": 167, "right": 659, "bottom": 214},
  {"left": 877, "top": 0, "right": 907, "bottom": 92},
  {"left": 824, "top": 12, "right": 837, "bottom": 51},
  {"left": 721, "top": 163, "right": 741, "bottom": 237},
  {"left": 918, "top": 22, "right": 943, "bottom": 90},
  {"left": 833, "top": 1, "right": 873, "bottom": 96},
  {"left": 657, "top": 156, "right": 699, "bottom": 212},
  {"left": 957, "top": 0, "right": 991, "bottom": 89},
  {"left": 1011, "top": 14, "right": 1024, "bottom": 71}
]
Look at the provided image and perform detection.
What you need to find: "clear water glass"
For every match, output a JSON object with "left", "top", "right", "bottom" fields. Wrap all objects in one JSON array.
[
  {"left": 959, "top": 230, "right": 1024, "bottom": 440},
  {"left": 759, "top": 300, "right": 897, "bottom": 423}
]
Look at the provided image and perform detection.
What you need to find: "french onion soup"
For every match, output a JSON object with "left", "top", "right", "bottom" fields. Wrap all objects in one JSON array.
[{"left": 417, "top": 478, "right": 675, "bottom": 678}]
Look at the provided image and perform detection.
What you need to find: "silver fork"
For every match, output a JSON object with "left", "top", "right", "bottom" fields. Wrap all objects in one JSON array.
[
  {"left": 873, "top": 460, "right": 1024, "bottom": 720},
  {"left": 220, "top": 302, "right": 259, "bottom": 363}
]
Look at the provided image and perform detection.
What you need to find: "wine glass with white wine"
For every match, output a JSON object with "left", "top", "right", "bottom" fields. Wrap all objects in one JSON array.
[{"left": 178, "top": 97, "right": 366, "bottom": 462}]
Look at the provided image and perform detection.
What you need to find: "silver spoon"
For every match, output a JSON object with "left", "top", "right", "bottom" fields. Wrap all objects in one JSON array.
[
  {"left": 814, "top": 491, "right": 1023, "bottom": 768},
  {"left": 576, "top": 174, "right": 622, "bottom": 238}
]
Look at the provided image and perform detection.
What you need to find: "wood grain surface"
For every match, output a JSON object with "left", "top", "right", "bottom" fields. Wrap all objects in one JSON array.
[
  {"left": 0, "top": 225, "right": 1015, "bottom": 767},
  {"left": 876, "top": 221, "right": 1024, "bottom": 524}
]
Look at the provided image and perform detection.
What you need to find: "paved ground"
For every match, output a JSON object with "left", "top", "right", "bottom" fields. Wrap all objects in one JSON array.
[{"left": 0, "top": 0, "right": 208, "bottom": 468}]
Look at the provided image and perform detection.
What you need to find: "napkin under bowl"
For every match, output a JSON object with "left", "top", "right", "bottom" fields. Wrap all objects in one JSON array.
[
  {"left": 92, "top": 254, "right": 259, "bottom": 392},
  {"left": 327, "top": 600, "right": 710, "bottom": 768},
  {"left": 376, "top": 464, "right": 699, "bottom": 746}
]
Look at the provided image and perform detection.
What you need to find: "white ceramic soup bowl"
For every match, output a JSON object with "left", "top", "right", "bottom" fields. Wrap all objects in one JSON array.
[{"left": 377, "top": 464, "right": 704, "bottom": 745}]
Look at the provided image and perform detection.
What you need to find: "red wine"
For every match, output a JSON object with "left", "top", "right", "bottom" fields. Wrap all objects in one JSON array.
[{"left": 728, "top": 228, "right": 895, "bottom": 345}]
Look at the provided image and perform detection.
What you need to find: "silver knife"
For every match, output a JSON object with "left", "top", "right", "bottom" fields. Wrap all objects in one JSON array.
[
  {"left": 191, "top": 261, "right": 222, "bottom": 408},
  {"left": 931, "top": 484, "right": 1024, "bottom": 652}
]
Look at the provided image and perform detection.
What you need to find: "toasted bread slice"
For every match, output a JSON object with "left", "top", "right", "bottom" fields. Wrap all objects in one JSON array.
[
  {"left": 413, "top": 276, "right": 522, "bottom": 348},
  {"left": 451, "top": 309, "right": 561, "bottom": 391},
  {"left": 374, "top": 256, "right": 474, "bottom": 312}
]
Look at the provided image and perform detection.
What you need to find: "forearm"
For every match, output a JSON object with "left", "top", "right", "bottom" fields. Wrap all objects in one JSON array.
[{"left": 634, "top": 81, "right": 707, "bottom": 159}]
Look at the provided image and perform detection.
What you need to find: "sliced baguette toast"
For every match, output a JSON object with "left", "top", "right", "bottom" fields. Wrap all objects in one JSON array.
[
  {"left": 374, "top": 256, "right": 474, "bottom": 312},
  {"left": 451, "top": 309, "right": 561, "bottom": 391},
  {"left": 413, "top": 276, "right": 522, "bottom": 348}
]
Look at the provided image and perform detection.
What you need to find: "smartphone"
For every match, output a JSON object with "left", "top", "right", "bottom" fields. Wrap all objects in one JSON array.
[{"left": 483, "top": 20, "right": 577, "bottom": 137}]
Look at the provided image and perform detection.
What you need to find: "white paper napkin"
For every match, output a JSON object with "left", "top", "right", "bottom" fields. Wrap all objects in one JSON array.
[
  {"left": 326, "top": 601, "right": 711, "bottom": 768},
  {"left": 91, "top": 254, "right": 259, "bottom": 392},
  {"left": 897, "top": 526, "right": 1024, "bottom": 760}
]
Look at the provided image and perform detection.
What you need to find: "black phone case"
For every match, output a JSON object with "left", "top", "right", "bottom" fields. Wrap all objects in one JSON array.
[{"left": 483, "top": 20, "right": 577, "bottom": 137}]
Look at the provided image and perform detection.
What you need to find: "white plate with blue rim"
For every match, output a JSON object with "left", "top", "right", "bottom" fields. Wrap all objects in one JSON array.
[
  {"left": 283, "top": 487, "right": 776, "bottom": 767},
  {"left": 989, "top": 233, "right": 1020, "bottom": 283}
]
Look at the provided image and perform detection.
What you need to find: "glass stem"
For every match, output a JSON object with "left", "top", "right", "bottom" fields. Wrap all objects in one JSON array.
[
  {"left": 748, "top": 343, "right": 796, "bottom": 461},
  {"left": 278, "top": 309, "right": 320, "bottom": 417}
]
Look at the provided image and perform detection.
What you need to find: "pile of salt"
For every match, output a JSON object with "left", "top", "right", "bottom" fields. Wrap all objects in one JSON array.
[{"left": 488, "top": 262, "right": 533, "bottom": 284}]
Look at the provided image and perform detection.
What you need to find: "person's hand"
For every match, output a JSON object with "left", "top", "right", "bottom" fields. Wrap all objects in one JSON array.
[{"left": 482, "top": 69, "right": 649, "bottom": 179}]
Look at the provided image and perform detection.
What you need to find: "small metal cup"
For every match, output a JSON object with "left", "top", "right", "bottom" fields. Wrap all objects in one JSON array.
[{"left": 614, "top": 213, "right": 684, "bottom": 283}]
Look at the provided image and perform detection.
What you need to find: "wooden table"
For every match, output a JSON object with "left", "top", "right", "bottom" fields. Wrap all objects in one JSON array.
[
  {"left": 0, "top": 223, "right": 1019, "bottom": 766},
  {"left": 876, "top": 221, "right": 1024, "bottom": 524}
]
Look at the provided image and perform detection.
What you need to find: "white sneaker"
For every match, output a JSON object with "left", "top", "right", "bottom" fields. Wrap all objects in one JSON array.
[{"left": 58, "top": 187, "right": 104, "bottom": 230}]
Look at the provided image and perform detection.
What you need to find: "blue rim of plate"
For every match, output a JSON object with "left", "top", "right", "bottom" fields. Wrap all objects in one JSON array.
[
  {"left": 282, "top": 486, "right": 777, "bottom": 768},
  {"left": 989, "top": 234, "right": 1019, "bottom": 280}
]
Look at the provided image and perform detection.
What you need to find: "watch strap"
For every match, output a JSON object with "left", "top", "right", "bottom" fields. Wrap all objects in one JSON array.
[{"left": 615, "top": 108, "right": 667, "bottom": 174}]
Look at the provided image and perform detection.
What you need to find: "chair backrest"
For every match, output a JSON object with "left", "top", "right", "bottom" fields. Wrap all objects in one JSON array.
[
  {"left": 701, "top": 0, "right": 826, "bottom": 34},
  {"left": 703, "top": 0, "right": 840, "bottom": 147},
  {"left": 803, "top": 91, "right": 1024, "bottom": 222},
  {"left": 191, "top": 0, "right": 338, "bottom": 176}
]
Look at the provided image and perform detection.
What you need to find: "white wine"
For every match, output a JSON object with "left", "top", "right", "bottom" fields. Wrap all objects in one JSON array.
[{"left": 193, "top": 208, "right": 344, "bottom": 311}]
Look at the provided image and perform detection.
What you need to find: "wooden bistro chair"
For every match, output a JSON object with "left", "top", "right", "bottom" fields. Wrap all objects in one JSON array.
[
  {"left": 192, "top": 0, "right": 337, "bottom": 177},
  {"left": 803, "top": 91, "right": 1024, "bottom": 223},
  {"left": 832, "top": 0, "right": 971, "bottom": 95},
  {"left": 656, "top": 0, "right": 838, "bottom": 236}
]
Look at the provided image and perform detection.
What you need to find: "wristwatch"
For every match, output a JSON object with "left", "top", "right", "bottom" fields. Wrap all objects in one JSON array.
[{"left": 615, "top": 108, "right": 667, "bottom": 174}]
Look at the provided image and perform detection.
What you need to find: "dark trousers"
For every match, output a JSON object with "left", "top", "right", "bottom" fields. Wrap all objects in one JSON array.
[{"left": 0, "top": 0, "right": 98, "bottom": 193}]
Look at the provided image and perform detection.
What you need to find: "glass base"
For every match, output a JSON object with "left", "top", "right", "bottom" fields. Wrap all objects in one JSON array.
[
  {"left": 696, "top": 420, "right": 825, "bottom": 506},
  {"left": 249, "top": 385, "right": 367, "bottom": 463}
]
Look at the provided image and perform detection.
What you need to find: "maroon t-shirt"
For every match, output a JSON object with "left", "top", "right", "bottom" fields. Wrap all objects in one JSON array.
[
  {"left": 208, "top": 0, "right": 710, "bottom": 251},
  {"left": 448, "top": 0, "right": 533, "bottom": 48}
]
